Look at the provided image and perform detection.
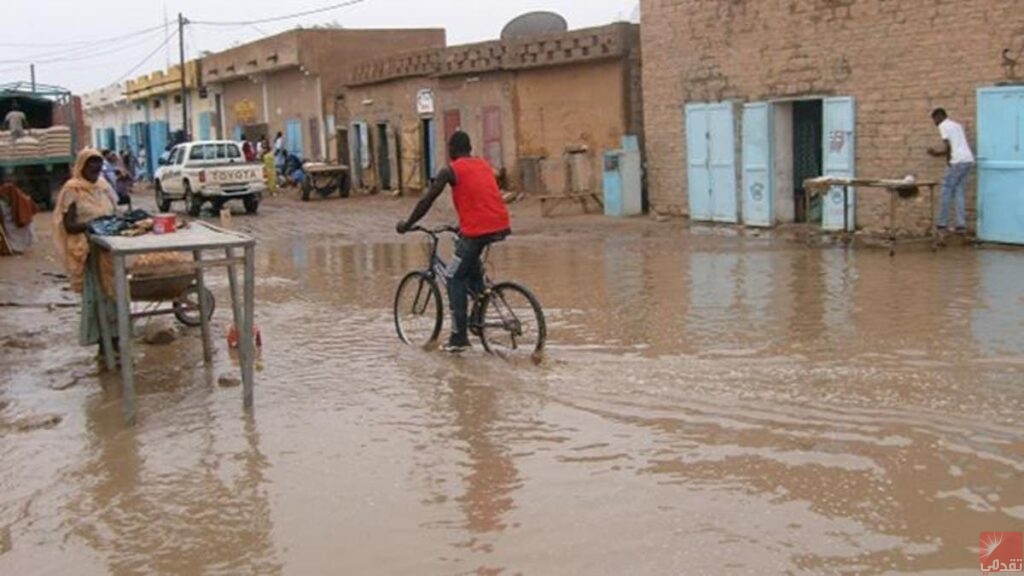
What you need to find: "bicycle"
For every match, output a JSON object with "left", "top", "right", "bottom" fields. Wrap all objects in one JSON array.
[{"left": 393, "top": 225, "right": 546, "bottom": 361}]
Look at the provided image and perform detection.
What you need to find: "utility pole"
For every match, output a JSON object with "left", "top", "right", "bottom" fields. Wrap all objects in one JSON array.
[
  {"left": 178, "top": 13, "right": 189, "bottom": 141},
  {"left": 30, "top": 64, "right": 36, "bottom": 92}
]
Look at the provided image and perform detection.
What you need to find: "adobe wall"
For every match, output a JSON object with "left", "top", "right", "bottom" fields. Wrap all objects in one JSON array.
[{"left": 641, "top": 0, "right": 1024, "bottom": 231}]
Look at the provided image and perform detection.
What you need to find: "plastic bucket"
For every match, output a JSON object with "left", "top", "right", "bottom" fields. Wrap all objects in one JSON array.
[{"left": 152, "top": 213, "right": 177, "bottom": 235}]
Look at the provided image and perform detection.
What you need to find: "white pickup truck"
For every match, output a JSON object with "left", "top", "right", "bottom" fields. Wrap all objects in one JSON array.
[{"left": 154, "top": 140, "right": 267, "bottom": 216}]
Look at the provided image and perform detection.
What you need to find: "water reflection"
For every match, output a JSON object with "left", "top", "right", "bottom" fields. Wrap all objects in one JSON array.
[
  {"left": 973, "top": 251, "right": 1024, "bottom": 358},
  {"left": 66, "top": 382, "right": 280, "bottom": 575},
  {"left": 446, "top": 371, "right": 521, "bottom": 535}
]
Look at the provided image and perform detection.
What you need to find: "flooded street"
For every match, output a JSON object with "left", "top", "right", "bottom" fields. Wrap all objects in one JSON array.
[{"left": 1, "top": 194, "right": 1022, "bottom": 575}]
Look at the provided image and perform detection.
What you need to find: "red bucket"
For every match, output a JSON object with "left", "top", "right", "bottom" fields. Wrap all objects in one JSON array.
[{"left": 152, "top": 213, "right": 177, "bottom": 235}]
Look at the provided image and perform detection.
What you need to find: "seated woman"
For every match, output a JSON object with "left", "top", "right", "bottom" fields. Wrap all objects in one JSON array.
[
  {"left": 52, "top": 149, "right": 118, "bottom": 356},
  {"left": 0, "top": 182, "right": 36, "bottom": 254}
]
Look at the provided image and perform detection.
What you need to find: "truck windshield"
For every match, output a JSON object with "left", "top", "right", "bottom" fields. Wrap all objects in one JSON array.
[{"left": 189, "top": 143, "right": 243, "bottom": 161}]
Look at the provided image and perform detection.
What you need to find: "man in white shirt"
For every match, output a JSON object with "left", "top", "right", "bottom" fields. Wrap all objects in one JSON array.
[
  {"left": 4, "top": 100, "right": 28, "bottom": 142},
  {"left": 928, "top": 108, "right": 975, "bottom": 233}
]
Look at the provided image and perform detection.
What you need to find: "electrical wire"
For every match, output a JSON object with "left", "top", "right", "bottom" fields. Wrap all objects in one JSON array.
[
  {"left": 111, "top": 28, "right": 179, "bottom": 85},
  {"left": 0, "top": 23, "right": 167, "bottom": 49},
  {"left": 191, "top": 0, "right": 365, "bottom": 27},
  {"left": 0, "top": 27, "right": 169, "bottom": 66}
]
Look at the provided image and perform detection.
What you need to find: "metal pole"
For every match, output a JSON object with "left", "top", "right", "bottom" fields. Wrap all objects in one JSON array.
[
  {"left": 30, "top": 64, "right": 36, "bottom": 92},
  {"left": 178, "top": 13, "right": 189, "bottom": 141}
]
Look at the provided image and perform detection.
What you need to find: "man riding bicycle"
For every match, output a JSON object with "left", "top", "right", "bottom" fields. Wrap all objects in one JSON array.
[{"left": 397, "top": 131, "right": 511, "bottom": 353}]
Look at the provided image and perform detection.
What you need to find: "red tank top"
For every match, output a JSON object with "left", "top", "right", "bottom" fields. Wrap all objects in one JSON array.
[{"left": 450, "top": 157, "right": 510, "bottom": 238}]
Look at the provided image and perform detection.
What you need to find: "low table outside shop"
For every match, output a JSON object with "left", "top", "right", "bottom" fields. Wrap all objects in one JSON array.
[
  {"left": 804, "top": 177, "right": 939, "bottom": 256},
  {"left": 90, "top": 221, "right": 257, "bottom": 425}
]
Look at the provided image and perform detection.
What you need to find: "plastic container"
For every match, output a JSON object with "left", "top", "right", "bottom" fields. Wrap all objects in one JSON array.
[{"left": 152, "top": 213, "right": 177, "bottom": 235}]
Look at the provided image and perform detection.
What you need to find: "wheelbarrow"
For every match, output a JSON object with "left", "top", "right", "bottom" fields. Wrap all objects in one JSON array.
[{"left": 129, "top": 270, "right": 215, "bottom": 328}]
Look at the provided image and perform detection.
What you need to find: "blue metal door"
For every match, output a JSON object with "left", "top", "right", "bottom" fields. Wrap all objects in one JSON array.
[
  {"left": 709, "top": 104, "right": 737, "bottom": 223},
  {"left": 822, "top": 97, "right": 856, "bottom": 231},
  {"left": 977, "top": 87, "right": 1024, "bottom": 245},
  {"left": 742, "top": 102, "right": 774, "bottom": 227},
  {"left": 148, "top": 121, "right": 169, "bottom": 178},
  {"left": 685, "top": 104, "right": 712, "bottom": 221},
  {"left": 103, "top": 128, "right": 116, "bottom": 151},
  {"left": 286, "top": 119, "right": 304, "bottom": 158},
  {"left": 686, "top": 103, "right": 737, "bottom": 223},
  {"left": 198, "top": 112, "right": 212, "bottom": 141}
]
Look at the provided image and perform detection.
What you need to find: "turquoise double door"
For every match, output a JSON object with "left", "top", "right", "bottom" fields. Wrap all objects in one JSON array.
[
  {"left": 977, "top": 87, "right": 1024, "bottom": 245},
  {"left": 686, "top": 97, "right": 855, "bottom": 230}
]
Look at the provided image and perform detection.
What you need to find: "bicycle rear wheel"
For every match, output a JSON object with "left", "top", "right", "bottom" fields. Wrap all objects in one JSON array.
[
  {"left": 394, "top": 271, "right": 443, "bottom": 348},
  {"left": 478, "top": 282, "right": 546, "bottom": 362}
]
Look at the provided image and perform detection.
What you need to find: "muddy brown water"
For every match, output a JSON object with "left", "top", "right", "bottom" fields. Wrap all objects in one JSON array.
[{"left": 1, "top": 197, "right": 1022, "bottom": 575}]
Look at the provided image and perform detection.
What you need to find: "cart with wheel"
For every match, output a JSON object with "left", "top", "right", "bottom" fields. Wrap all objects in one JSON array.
[
  {"left": 301, "top": 163, "right": 351, "bottom": 201},
  {"left": 128, "top": 258, "right": 215, "bottom": 328}
]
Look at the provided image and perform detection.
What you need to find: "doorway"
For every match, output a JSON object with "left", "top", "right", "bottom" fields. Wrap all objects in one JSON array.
[
  {"left": 792, "top": 100, "right": 824, "bottom": 223},
  {"left": 337, "top": 128, "right": 350, "bottom": 168},
  {"left": 421, "top": 118, "right": 436, "bottom": 184},
  {"left": 377, "top": 123, "right": 392, "bottom": 190},
  {"left": 769, "top": 100, "right": 823, "bottom": 224}
]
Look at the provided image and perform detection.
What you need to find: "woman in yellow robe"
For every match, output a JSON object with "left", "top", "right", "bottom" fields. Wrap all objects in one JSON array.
[{"left": 52, "top": 148, "right": 117, "bottom": 349}]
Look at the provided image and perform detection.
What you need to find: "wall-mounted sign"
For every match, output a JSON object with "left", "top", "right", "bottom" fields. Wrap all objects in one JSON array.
[
  {"left": 234, "top": 99, "right": 257, "bottom": 124},
  {"left": 416, "top": 89, "right": 435, "bottom": 116}
]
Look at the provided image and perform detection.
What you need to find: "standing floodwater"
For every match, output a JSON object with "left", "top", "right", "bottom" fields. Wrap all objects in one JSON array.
[{"left": 1, "top": 197, "right": 1022, "bottom": 575}]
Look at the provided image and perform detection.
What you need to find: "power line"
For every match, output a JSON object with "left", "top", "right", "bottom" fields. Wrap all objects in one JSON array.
[
  {"left": 0, "top": 23, "right": 167, "bottom": 49},
  {"left": 191, "top": 0, "right": 365, "bottom": 27},
  {"left": 0, "top": 27, "right": 168, "bottom": 66},
  {"left": 112, "top": 29, "right": 179, "bottom": 85}
]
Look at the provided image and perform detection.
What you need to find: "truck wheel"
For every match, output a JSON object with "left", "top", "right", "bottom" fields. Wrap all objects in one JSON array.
[
  {"left": 243, "top": 196, "right": 260, "bottom": 214},
  {"left": 185, "top": 183, "right": 202, "bottom": 217},
  {"left": 155, "top": 181, "right": 172, "bottom": 212}
]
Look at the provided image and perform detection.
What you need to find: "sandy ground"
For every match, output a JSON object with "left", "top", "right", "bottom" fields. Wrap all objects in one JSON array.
[{"left": 1, "top": 185, "right": 1022, "bottom": 575}]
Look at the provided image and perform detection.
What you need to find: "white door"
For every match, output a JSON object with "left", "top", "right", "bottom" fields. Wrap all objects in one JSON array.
[
  {"left": 822, "top": 97, "right": 856, "bottom": 231},
  {"left": 686, "top": 103, "right": 737, "bottom": 223},
  {"left": 742, "top": 102, "right": 774, "bottom": 227}
]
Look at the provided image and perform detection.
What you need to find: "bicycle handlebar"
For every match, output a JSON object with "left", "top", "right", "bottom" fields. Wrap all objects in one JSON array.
[{"left": 407, "top": 224, "right": 460, "bottom": 236}]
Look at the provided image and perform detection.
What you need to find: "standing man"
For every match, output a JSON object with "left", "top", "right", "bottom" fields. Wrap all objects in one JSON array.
[
  {"left": 4, "top": 100, "right": 28, "bottom": 143},
  {"left": 396, "top": 131, "right": 511, "bottom": 353},
  {"left": 928, "top": 108, "right": 975, "bottom": 234}
]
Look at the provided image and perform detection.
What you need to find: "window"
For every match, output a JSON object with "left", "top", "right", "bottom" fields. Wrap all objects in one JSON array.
[
  {"left": 153, "top": 99, "right": 162, "bottom": 110},
  {"left": 173, "top": 147, "right": 186, "bottom": 165},
  {"left": 190, "top": 144, "right": 215, "bottom": 160},
  {"left": 173, "top": 95, "right": 182, "bottom": 104},
  {"left": 226, "top": 144, "right": 241, "bottom": 160}
]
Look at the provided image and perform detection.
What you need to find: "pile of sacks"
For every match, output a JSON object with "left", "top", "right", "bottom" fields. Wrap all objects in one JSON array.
[{"left": 0, "top": 126, "right": 73, "bottom": 161}]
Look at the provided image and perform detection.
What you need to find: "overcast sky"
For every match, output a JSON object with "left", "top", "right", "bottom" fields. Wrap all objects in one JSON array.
[{"left": 0, "top": 0, "right": 640, "bottom": 94}]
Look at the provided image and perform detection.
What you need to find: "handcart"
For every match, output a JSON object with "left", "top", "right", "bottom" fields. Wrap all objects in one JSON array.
[{"left": 301, "top": 163, "right": 351, "bottom": 202}]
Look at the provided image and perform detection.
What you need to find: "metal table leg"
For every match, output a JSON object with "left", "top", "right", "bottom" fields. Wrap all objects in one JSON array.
[
  {"left": 193, "top": 250, "right": 212, "bottom": 364},
  {"left": 93, "top": 252, "right": 116, "bottom": 372},
  {"left": 241, "top": 245, "right": 256, "bottom": 410},
  {"left": 113, "top": 254, "right": 136, "bottom": 425}
]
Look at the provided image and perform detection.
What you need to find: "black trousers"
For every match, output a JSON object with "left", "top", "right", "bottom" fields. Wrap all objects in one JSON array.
[{"left": 446, "top": 229, "right": 509, "bottom": 344}]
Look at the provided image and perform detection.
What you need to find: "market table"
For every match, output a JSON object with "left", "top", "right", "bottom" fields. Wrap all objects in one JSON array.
[
  {"left": 804, "top": 176, "right": 939, "bottom": 255},
  {"left": 90, "top": 221, "right": 257, "bottom": 424}
]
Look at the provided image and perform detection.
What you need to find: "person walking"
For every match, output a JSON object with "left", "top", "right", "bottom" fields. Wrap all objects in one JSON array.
[
  {"left": 396, "top": 131, "right": 511, "bottom": 353},
  {"left": 928, "top": 108, "right": 975, "bottom": 234}
]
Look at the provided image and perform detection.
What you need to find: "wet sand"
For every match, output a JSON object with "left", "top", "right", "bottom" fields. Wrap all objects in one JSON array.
[{"left": 1, "top": 189, "right": 1022, "bottom": 575}]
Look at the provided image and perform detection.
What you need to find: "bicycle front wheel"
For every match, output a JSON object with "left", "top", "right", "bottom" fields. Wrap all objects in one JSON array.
[
  {"left": 394, "top": 271, "right": 443, "bottom": 349},
  {"left": 478, "top": 282, "right": 546, "bottom": 362}
]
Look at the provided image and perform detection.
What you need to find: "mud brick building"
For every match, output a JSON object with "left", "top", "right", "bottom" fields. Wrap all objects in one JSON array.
[
  {"left": 201, "top": 28, "right": 444, "bottom": 163},
  {"left": 343, "top": 23, "right": 643, "bottom": 199},
  {"left": 641, "top": 0, "right": 1024, "bottom": 239}
]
